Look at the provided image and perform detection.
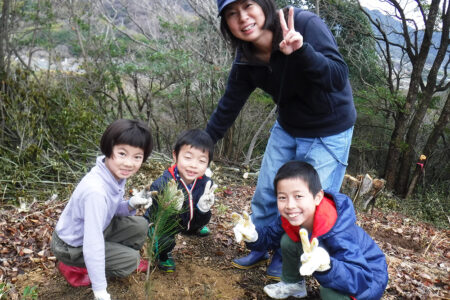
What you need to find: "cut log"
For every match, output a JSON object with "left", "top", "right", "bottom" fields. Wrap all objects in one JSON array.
[
  {"left": 340, "top": 174, "right": 360, "bottom": 200},
  {"left": 340, "top": 174, "right": 386, "bottom": 212}
]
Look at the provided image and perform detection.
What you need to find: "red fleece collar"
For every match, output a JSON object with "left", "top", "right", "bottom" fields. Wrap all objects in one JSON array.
[
  {"left": 168, "top": 164, "right": 176, "bottom": 178},
  {"left": 281, "top": 195, "right": 337, "bottom": 242}
]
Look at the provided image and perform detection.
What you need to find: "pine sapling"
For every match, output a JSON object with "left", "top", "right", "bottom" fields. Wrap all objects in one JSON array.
[{"left": 144, "top": 179, "right": 185, "bottom": 299}]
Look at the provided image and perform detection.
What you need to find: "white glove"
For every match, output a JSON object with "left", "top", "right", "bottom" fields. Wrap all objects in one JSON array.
[
  {"left": 93, "top": 289, "right": 111, "bottom": 300},
  {"left": 299, "top": 228, "right": 330, "bottom": 276},
  {"left": 204, "top": 167, "right": 213, "bottom": 178},
  {"left": 129, "top": 188, "right": 153, "bottom": 209},
  {"left": 231, "top": 211, "right": 258, "bottom": 243},
  {"left": 197, "top": 181, "right": 218, "bottom": 212},
  {"left": 172, "top": 187, "right": 184, "bottom": 211}
]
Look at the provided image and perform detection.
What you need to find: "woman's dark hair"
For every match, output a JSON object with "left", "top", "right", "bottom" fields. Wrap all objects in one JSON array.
[
  {"left": 100, "top": 119, "right": 153, "bottom": 161},
  {"left": 219, "top": 0, "right": 283, "bottom": 61},
  {"left": 173, "top": 129, "right": 214, "bottom": 165},
  {"left": 273, "top": 161, "right": 322, "bottom": 196}
]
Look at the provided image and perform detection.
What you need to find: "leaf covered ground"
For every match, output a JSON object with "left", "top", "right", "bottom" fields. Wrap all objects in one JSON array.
[{"left": 1, "top": 160, "right": 449, "bottom": 299}]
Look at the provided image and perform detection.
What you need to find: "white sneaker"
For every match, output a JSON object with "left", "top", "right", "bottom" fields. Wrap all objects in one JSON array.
[{"left": 263, "top": 280, "right": 307, "bottom": 299}]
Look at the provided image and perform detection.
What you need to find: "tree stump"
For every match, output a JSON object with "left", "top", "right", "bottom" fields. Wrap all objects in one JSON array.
[
  {"left": 340, "top": 174, "right": 360, "bottom": 199},
  {"left": 340, "top": 174, "right": 386, "bottom": 212}
]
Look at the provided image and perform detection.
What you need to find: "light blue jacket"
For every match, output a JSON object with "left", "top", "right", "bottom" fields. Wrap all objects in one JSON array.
[{"left": 55, "top": 156, "right": 134, "bottom": 291}]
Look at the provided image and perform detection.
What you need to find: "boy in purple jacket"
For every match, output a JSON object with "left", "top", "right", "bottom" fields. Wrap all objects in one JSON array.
[
  {"left": 51, "top": 119, "right": 153, "bottom": 300},
  {"left": 232, "top": 161, "right": 388, "bottom": 299}
]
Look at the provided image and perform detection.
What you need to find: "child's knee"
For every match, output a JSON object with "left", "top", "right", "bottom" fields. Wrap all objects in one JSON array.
[
  {"left": 319, "top": 286, "right": 351, "bottom": 300},
  {"left": 280, "top": 233, "right": 297, "bottom": 251},
  {"left": 134, "top": 216, "right": 149, "bottom": 235},
  {"left": 106, "top": 249, "right": 140, "bottom": 278}
]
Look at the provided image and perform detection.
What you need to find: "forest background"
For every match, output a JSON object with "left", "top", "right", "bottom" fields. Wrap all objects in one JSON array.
[{"left": 0, "top": 0, "right": 448, "bottom": 230}]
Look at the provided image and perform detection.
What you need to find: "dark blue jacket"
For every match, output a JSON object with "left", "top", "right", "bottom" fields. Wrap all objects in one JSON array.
[
  {"left": 144, "top": 165, "right": 212, "bottom": 231},
  {"left": 248, "top": 192, "right": 388, "bottom": 300},
  {"left": 206, "top": 8, "right": 356, "bottom": 143}
]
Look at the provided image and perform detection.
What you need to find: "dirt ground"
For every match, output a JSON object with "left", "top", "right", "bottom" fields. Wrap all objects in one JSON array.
[{"left": 3, "top": 172, "right": 449, "bottom": 299}]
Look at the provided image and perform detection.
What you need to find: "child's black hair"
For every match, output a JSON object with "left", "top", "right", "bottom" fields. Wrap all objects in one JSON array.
[
  {"left": 274, "top": 161, "right": 322, "bottom": 196},
  {"left": 173, "top": 129, "right": 214, "bottom": 165},
  {"left": 100, "top": 119, "right": 153, "bottom": 161}
]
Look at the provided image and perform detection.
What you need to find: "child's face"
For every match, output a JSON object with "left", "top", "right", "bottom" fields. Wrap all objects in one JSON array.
[
  {"left": 276, "top": 178, "right": 323, "bottom": 231},
  {"left": 105, "top": 144, "right": 144, "bottom": 181},
  {"left": 173, "top": 145, "right": 209, "bottom": 185}
]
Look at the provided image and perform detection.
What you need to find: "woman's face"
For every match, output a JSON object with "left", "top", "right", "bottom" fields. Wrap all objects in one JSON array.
[{"left": 223, "top": 0, "right": 269, "bottom": 44}]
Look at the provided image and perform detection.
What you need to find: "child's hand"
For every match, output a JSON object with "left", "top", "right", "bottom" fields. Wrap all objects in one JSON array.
[
  {"left": 197, "top": 181, "right": 218, "bottom": 212},
  {"left": 299, "top": 228, "right": 330, "bottom": 276},
  {"left": 231, "top": 211, "right": 258, "bottom": 243},
  {"left": 173, "top": 188, "right": 184, "bottom": 211},
  {"left": 93, "top": 289, "right": 111, "bottom": 300},
  {"left": 129, "top": 188, "right": 155, "bottom": 209}
]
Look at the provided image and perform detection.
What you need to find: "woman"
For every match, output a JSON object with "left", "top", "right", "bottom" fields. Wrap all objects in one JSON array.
[{"left": 206, "top": 0, "right": 356, "bottom": 280}]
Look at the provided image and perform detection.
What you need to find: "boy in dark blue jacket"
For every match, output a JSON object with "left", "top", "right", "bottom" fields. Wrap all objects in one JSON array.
[
  {"left": 144, "top": 129, "right": 217, "bottom": 272},
  {"left": 232, "top": 161, "right": 388, "bottom": 299}
]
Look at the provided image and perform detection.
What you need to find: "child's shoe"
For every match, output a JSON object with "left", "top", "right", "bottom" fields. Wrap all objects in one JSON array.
[
  {"left": 136, "top": 259, "right": 148, "bottom": 273},
  {"left": 158, "top": 253, "right": 175, "bottom": 272},
  {"left": 57, "top": 261, "right": 91, "bottom": 287},
  {"left": 263, "top": 280, "right": 307, "bottom": 299},
  {"left": 197, "top": 225, "right": 210, "bottom": 236},
  {"left": 158, "top": 258, "right": 175, "bottom": 272}
]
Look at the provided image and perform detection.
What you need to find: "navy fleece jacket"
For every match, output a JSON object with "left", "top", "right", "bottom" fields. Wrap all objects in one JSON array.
[{"left": 206, "top": 8, "right": 356, "bottom": 142}]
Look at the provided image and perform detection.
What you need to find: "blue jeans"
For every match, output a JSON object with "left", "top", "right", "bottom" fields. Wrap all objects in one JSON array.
[{"left": 251, "top": 121, "right": 353, "bottom": 227}]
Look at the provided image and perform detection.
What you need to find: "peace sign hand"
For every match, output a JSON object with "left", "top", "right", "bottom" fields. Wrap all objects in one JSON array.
[
  {"left": 278, "top": 7, "right": 303, "bottom": 55},
  {"left": 299, "top": 228, "right": 330, "bottom": 276},
  {"left": 197, "top": 180, "right": 218, "bottom": 213}
]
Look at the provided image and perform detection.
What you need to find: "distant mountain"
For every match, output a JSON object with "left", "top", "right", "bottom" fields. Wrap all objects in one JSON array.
[{"left": 365, "top": 8, "right": 445, "bottom": 71}]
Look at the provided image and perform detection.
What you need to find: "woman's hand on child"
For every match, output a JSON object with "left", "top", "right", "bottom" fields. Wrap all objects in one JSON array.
[
  {"left": 231, "top": 211, "right": 258, "bottom": 243},
  {"left": 93, "top": 289, "right": 111, "bottom": 300},
  {"left": 129, "top": 188, "right": 154, "bottom": 209},
  {"left": 278, "top": 7, "right": 303, "bottom": 55},
  {"left": 197, "top": 181, "right": 218, "bottom": 212},
  {"left": 299, "top": 228, "right": 330, "bottom": 276}
]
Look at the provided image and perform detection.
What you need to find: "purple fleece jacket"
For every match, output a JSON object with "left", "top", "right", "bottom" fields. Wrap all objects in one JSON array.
[{"left": 55, "top": 156, "right": 135, "bottom": 291}]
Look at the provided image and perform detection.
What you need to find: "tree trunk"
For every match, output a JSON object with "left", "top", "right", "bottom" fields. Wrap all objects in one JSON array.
[
  {"left": 405, "top": 92, "right": 450, "bottom": 198},
  {"left": 396, "top": 1, "right": 448, "bottom": 195},
  {"left": 405, "top": 162, "right": 426, "bottom": 199},
  {"left": 185, "top": 84, "right": 191, "bottom": 128},
  {"left": 384, "top": 117, "right": 404, "bottom": 189},
  {"left": 383, "top": 0, "right": 442, "bottom": 192},
  {"left": 0, "top": 0, "right": 10, "bottom": 144},
  {"left": 244, "top": 106, "right": 276, "bottom": 166},
  {"left": 384, "top": 50, "right": 436, "bottom": 187},
  {"left": 0, "top": 0, "right": 10, "bottom": 82}
]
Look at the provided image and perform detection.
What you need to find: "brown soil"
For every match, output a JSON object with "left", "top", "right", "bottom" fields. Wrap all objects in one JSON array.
[{"left": 6, "top": 183, "right": 450, "bottom": 300}]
